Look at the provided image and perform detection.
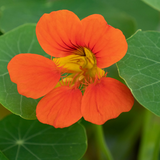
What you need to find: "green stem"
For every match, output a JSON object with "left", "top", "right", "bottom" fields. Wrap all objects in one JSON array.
[{"left": 94, "top": 124, "right": 113, "bottom": 160}]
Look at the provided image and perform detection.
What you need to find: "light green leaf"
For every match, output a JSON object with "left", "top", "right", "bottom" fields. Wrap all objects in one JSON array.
[
  {"left": 117, "top": 30, "right": 160, "bottom": 116},
  {"left": 0, "top": 151, "right": 9, "bottom": 160},
  {"left": 0, "top": 115, "right": 87, "bottom": 160},
  {"left": 142, "top": 0, "right": 160, "bottom": 11},
  {"left": 0, "top": 24, "right": 48, "bottom": 119},
  {"left": 138, "top": 111, "right": 160, "bottom": 160}
]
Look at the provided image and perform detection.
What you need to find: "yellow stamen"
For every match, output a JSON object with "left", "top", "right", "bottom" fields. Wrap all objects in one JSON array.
[
  {"left": 78, "top": 75, "right": 85, "bottom": 81},
  {"left": 83, "top": 48, "right": 96, "bottom": 69},
  {"left": 53, "top": 47, "right": 96, "bottom": 72},
  {"left": 53, "top": 47, "right": 105, "bottom": 88},
  {"left": 53, "top": 55, "right": 86, "bottom": 72}
]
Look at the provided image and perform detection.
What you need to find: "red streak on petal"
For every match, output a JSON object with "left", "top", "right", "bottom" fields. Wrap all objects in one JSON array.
[
  {"left": 36, "top": 10, "right": 82, "bottom": 57},
  {"left": 81, "top": 14, "right": 128, "bottom": 68}
]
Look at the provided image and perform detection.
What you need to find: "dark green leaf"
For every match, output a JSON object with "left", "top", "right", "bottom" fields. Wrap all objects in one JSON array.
[
  {"left": 117, "top": 30, "right": 160, "bottom": 116},
  {"left": 0, "top": 24, "right": 48, "bottom": 119},
  {"left": 0, "top": 151, "right": 9, "bottom": 160},
  {"left": 142, "top": 0, "right": 160, "bottom": 11},
  {"left": 0, "top": 115, "right": 87, "bottom": 160}
]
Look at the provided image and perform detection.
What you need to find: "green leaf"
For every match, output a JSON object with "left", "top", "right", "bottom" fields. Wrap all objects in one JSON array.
[
  {"left": 142, "top": 0, "right": 160, "bottom": 11},
  {"left": 0, "top": 0, "right": 136, "bottom": 38},
  {"left": 138, "top": 111, "right": 160, "bottom": 160},
  {"left": 0, "top": 114, "right": 87, "bottom": 160},
  {"left": 0, "top": 0, "right": 50, "bottom": 32},
  {"left": 0, "top": 151, "right": 9, "bottom": 160},
  {"left": 117, "top": 30, "right": 160, "bottom": 116},
  {"left": 0, "top": 24, "right": 48, "bottom": 119}
]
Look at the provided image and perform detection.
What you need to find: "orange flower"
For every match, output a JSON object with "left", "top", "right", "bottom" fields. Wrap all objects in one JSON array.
[{"left": 8, "top": 10, "right": 134, "bottom": 128}]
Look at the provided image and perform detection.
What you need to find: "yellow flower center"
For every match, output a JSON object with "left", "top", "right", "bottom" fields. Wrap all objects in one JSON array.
[
  {"left": 53, "top": 47, "right": 105, "bottom": 87},
  {"left": 54, "top": 47, "right": 96, "bottom": 72}
]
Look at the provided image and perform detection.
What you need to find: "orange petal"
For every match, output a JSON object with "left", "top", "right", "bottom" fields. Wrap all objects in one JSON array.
[
  {"left": 36, "top": 86, "right": 82, "bottom": 128},
  {"left": 7, "top": 54, "right": 61, "bottom": 99},
  {"left": 81, "top": 14, "right": 109, "bottom": 50},
  {"left": 81, "top": 77, "right": 134, "bottom": 125},
  {"left": 36, "top": 10, "right": 82, "bottom": 57},
  {"left": 81, "top": 14, "right": 128, "bottom": 68}
]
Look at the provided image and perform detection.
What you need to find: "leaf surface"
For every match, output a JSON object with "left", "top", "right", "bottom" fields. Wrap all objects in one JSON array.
[
  {"left": 0, "top": 151, "right": 8, "bottom": 160},
  {"left": 0, "top": 24, "right": 48, "bottom": 119},
  {"left": 117, "top": 30, "right": 160, "bottom": 116},
  {"left": 0, "top": 115, "right": 87, "bottom": 160},
  {"left": 142, "top": 0, "right": 160, "bottom": 11}
]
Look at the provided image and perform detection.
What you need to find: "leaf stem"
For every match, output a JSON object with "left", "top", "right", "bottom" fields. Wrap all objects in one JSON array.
[{"left": 94, "top": 124, "right": 113, "bottom": 160}]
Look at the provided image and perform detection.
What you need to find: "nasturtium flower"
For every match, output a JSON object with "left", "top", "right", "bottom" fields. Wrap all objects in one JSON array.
[{"left": 8, "top": 10, "right": 134, "bottom": 128}]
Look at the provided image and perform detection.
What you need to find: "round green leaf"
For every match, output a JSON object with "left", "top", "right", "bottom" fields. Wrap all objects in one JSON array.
[
  {"left": 117, "top": 30, "right": 160, "bottom": 116},
  {"left": 142, "top": 0, "right": 160, "bottom": 11},
  {"left": 0, "top": 24, "right": 48, "bottom": 119},
  {"left": 0, "top": 115, "right": 87, "bottom": 160}
]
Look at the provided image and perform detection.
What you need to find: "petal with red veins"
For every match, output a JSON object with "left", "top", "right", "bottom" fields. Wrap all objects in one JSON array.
[
  {"left": 81, "top": 14, "right": 128, "bottom": 68},
  {"left": 36, "top": 10, "right": 82, "bottom": 57},
  {"left": 36, "top": 86, "right": 82, "bottom": 128},
  {"left": 95, "top": 26, "right": 128, "bottom": 68},
  {"left": 81, "top": 77, "right": 134, "bottom": 125},
  {"left": 7, "top": 54, "right": 61, "bottom": 99},
  {"left": 81, "top": 14, "right": 109, "bottom": 50}
]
